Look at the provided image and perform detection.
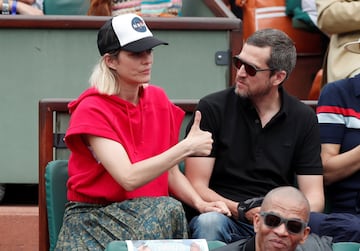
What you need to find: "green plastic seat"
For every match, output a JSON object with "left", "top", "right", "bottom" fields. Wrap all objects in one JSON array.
[
  {"left": 332, "top": 242, "right": 360, "bottom": 251},
  {"left": 43, "top": 0, "right": 89, "bottom": 15},
  {"left": 45, "top": 160, "right": 69, "bottom": 251}
]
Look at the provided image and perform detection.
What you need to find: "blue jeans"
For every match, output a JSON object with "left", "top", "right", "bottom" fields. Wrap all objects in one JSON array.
[{"left": 188, "top": 212, "right": 254, "bottom": 243}]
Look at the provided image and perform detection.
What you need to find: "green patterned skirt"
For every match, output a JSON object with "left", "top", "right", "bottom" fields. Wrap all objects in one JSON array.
[{"left": 55, "top": 196, "right": 189, "bottom": 251}]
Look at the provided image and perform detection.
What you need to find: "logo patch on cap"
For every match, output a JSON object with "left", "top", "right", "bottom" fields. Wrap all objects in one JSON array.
[
  {"left": 97, "top": 13, "right": 167, "bottom": 55},
  {"left": 131, "top": 17, "right": 147, "bottom": 33}
]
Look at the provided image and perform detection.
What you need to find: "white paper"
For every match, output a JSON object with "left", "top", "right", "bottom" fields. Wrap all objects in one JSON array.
[{"left": 125, "top": 239, "right": 209, "bottom": 251}]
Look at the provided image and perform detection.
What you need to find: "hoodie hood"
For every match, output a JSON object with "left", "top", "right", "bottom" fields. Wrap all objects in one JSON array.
[{"left": 68, "top": 87, "right": 140, "bottom": 115}]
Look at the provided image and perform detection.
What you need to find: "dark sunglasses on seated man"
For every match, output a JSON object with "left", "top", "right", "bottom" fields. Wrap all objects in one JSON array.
[
  {"left": 260, "top": 211, "right": 307, "bottom": 235},
  {"left": 232, "top": 56, "right": 274, "bottom": 76}
]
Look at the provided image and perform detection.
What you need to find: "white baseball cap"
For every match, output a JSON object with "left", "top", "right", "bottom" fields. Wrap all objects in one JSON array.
[{"left": 97, "top": 13, "right": 168, "bottom": 55}]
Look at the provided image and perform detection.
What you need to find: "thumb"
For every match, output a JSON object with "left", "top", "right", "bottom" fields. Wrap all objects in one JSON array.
[{"left": 191, "top": 110, "right": 202, "bottom": 130}]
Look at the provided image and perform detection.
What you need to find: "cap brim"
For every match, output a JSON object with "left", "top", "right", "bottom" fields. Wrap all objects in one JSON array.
[{"left": 122, "top": 37, "right": 168, "bottom": 53}]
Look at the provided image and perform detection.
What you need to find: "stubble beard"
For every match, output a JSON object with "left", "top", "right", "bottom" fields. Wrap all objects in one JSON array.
[{"left": 234, "top": 80, "right": 272, "bottom": 99}]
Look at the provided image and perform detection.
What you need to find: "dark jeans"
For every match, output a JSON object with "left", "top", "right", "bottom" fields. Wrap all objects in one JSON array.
[{"left": 309, "top": 212, "right": 360, "bottom": 242}]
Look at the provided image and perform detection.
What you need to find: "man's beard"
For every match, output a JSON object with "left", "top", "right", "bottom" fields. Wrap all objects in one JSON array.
[{"left": 234, "top": 81, "right": 272, "bottom": 99}]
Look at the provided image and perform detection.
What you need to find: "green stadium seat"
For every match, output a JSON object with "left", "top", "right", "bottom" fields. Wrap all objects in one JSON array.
[
  {"left": 43, "top": 0, "right": 89, "bottom": 15},
  {"left": 44, "top": 160, "right": 69, "bottom": 251},
  {"left": 332, "top": 242, "right": 360, "bottom": 251}
]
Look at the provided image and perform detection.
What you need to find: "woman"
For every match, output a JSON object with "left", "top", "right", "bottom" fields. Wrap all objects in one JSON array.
[{"left": 55, "top": 13, "right": 230, "bottom": 250}]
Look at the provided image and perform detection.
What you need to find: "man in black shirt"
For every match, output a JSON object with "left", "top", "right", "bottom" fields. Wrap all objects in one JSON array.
[{"left": 184, "top": 28, "right": 324, "bottom": 243}]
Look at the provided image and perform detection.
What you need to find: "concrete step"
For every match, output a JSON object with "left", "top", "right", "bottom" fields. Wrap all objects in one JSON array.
[{"left": 0, "top": 206, "right": 39, "bottom": 251}]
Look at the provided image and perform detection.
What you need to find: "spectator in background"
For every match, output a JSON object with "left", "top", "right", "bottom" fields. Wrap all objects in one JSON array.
[
  {"left": 87, "top": 0, "right": 182, "bottom": 17},
  {"left": 299, "top": 0, "right": 318, "bottom": 29},
  {"left": 54, "top": 13, "right": 229, "bottom": 250},
  {"left": 286, "top": 0, "right": 320, "bottom": 32},
  {"left": 316, "top": 0, "right": 360, "bottom": 84},
  {"left": 0, "top": 0, "right": 43, "bottom": 15},
  {"left": 184, "top": 28, "right": 324, "bottom": 244},
  {"left": 221, "top": 0, "right": 242, "bottom": 19},
  {"left": 311, "top": 38, "right": 360, "bottom": 242}
]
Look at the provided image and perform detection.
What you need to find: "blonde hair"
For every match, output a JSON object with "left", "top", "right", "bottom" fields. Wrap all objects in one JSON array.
[{"left": 89, "top": 56, "right": 120, "bottom": 95}]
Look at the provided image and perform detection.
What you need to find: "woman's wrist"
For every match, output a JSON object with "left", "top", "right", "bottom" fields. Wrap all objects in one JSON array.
[{"left": 11, "top": 0, "right": 17, "bottom": 15}]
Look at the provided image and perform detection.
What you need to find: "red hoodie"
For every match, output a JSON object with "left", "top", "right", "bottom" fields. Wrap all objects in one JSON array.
[{"left": 65, "top": 85, "right": 185, "bottom": 204}]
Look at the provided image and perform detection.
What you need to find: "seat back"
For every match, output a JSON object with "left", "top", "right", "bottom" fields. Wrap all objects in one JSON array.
[
  {"left": 43, "top": 0, "right": 89, "bottom": 15},
  {"left": 308, "top": 69, "right": 323, "bottom": 100},
  {"left": 332, "top": 242, "right": 360, "bottom": 251},
  {"left": 45, "top": 160, "right": 69, "bottom": 251}
]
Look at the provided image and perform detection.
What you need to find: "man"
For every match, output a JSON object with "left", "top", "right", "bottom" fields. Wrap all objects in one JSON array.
[
  {"left": 310, "top": 38, "right": 360, "bottom": 242},
  {"left": 213, "top": 186, "right": 312, "bottom": 251},
  {"left": 184, "top": 28, "right": 324, "bottom": 243}
]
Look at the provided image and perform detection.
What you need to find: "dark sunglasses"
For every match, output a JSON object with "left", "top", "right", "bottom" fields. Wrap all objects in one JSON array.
[
  {"left": 260, "top": 212, "right": 307, "bottom": 234},
  {"left": 232, "top": 56, "right": 274, "bottom": 76}
]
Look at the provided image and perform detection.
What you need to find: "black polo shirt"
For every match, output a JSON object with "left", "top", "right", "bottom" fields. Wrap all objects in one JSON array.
[{"left": 186, "top": 87, "right": 322, "bottom": 203}]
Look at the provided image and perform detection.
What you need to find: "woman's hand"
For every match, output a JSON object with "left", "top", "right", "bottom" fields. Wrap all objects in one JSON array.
[
  {"left": 197, "top": 200, "right": 232, "bottom": 217},
  {"left": 185, "top": 111, "right": 213, "bottom": 156}
]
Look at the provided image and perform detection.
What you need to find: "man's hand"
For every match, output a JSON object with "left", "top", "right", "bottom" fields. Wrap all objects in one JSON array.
[
  {"left": 244, "top": 207, "right": 261, "bottom": 224},
  {"left": 237, "top": 197, "right": 264, "bottom": 223}
]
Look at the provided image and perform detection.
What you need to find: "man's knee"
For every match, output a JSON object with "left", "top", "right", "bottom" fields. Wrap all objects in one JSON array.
[
  {"left": 190, "top": 212, "right": 230, "bottom": 235},
  {"left": 192, "top": 212, "right": 228, "bottom": 227}
]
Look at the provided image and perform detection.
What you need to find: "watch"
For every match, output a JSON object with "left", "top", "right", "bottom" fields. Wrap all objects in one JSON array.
[
  {"left": 237, "top": 196, "right": 264, "bottom": 223},
  {"left": 2, "top": 0, "right": 10, "bottom": 15}
]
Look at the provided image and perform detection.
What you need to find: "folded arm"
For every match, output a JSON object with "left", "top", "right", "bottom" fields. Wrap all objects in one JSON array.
[{"left": 321, "top": 143, "right": 360, "bottom": 185}]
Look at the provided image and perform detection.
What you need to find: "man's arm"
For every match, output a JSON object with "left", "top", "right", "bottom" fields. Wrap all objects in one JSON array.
[
  {"left": 297, "top": 174, "right": 324, "bottom": 212},
  {"left": 185, "top": 156, "right": 239, "bottom": 217},
  {"left": 168, "top": 166, "right": 231, "bottom": 216},
  {"left": 321, "top": 143, "right": 360, "bottom": 185}
]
